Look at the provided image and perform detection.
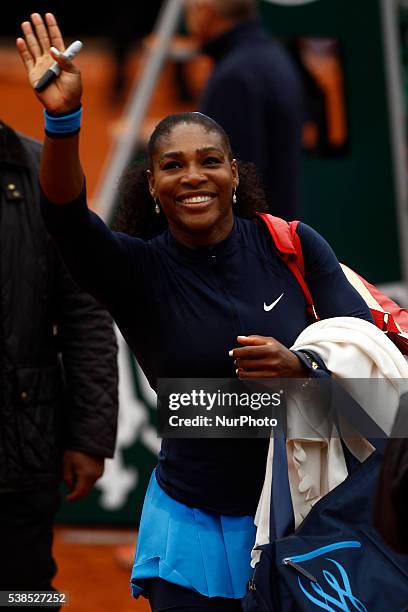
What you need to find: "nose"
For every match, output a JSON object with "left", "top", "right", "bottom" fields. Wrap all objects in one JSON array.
[{"left": 180, "top": 164, "right": 207, "bottom": 186}]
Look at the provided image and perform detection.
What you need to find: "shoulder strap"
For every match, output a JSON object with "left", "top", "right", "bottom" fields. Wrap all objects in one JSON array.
[
  {"left": 257, "top": 213, "right": 315, "bottom": 311},
  {"left": 257, "top": 214, "right": 408, "bottom": 352}
]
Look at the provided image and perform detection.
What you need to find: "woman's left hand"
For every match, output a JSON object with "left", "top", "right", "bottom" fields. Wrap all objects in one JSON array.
[{"left": 230, "top": 335, "right": 305, "bottom": 378}]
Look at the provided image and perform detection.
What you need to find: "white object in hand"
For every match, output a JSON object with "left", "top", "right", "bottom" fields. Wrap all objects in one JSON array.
[{"left": 35, "top": 40, "right": 83, "bottom": 92}]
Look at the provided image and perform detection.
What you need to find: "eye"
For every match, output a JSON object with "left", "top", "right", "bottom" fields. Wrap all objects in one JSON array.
[
  {"left": 203, "top": 156, "right": 222, "bottom": 165},
  {"left": 162, "top": 160, "right": 182, "bottom": 170}
]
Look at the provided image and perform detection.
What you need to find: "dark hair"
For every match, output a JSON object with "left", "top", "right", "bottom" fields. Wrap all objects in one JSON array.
[
  {"left": 147, "top": 112, "right": 233, "bottom": 167},
  {"left": 113, "top": 112, "right": 269, "bottom": 239}
]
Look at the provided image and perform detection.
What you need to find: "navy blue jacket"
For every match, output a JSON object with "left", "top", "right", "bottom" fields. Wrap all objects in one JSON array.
[
  {"left": 200, "top": 18, "right": 304, "bottom": 220},
  {"left": 41, "top": 192, "right": 372, "bottom": 514}
]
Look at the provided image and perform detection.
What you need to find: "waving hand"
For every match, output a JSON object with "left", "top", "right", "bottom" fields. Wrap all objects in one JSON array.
[{"left": 16, "top": 13, "right": 82, "bottom": 114}]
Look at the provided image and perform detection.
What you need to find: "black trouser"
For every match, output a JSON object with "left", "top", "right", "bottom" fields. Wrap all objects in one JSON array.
[
  {"left": 144, "top": 578, "right": 243, "bottom": 612},
  {"left": 0, "top": 487, "right": 60, "bottom": 609}
]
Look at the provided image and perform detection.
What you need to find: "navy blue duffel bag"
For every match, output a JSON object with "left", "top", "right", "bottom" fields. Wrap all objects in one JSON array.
[{"left": 242, "top": 440, "right": 408, "bottom": 612}]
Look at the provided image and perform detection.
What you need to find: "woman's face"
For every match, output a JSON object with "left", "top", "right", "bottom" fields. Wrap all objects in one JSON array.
[{"left": 147, "top": 122, "right": 238, "bottom": 248}]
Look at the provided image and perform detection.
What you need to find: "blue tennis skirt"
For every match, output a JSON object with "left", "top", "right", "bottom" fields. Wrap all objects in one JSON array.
[{"left": 131, "top": 469, "right": 256, "bottom": 599}]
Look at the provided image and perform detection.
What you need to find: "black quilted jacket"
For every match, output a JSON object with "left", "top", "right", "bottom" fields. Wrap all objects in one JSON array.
[{"left": 0, "top": 122, "right": 118, "bottom": 492}]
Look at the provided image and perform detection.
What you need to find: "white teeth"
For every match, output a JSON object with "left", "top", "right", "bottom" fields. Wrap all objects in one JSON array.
[{"left": 181, "top": 195, "right": 213, "bottom": 204}]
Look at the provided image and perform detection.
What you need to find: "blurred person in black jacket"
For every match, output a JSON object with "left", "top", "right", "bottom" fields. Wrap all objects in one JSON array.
[
  {"left": 0, "top": 120, "right": 119, "bottom": 598},
  {"left": 185, "top": 0, "right": 304, "bottom": 220}
]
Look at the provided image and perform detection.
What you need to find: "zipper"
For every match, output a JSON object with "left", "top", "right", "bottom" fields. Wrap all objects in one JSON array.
[
  {"left": 282, "top": 540, "right": 361, "bottom": 582},
  {"left": 247, "top": 558, "right": 259, "bottom": 592},
  {"left": 210, "top": 249, "right": 242, "bottom": 337},
  {"left": 283, "top": 540, "right": 361, "bottom": 564},
  {"left": 282, "top": 559, "right": 317, "bottom": 582},
  {"left": 247, "top": 571, "right": 270, "bottom": 611},
  {"left": 247, "top": 577, "right": 256, "bottom": 591}
]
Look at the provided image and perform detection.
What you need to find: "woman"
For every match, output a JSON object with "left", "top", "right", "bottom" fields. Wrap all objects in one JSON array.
[{"left": 17, "top": 14, "right": 373, "bottom": 612}]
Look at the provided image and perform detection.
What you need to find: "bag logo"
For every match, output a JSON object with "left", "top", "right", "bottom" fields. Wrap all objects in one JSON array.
[
  {"left": 263, "top": 293, "right": 284, "bottom": 312},
  {"left": 297, "top": 557, "right": 367, "bottom": 611}
]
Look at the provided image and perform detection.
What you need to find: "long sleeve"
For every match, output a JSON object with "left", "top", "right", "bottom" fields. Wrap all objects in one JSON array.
[
  {"left": 41, "top": 186, "right": 145, "bottom": 313},
  {"left": 298, "top": 222, "right": 374, "bottom": 323},
  {"left": 290, "top": 222, "right": 373, "bottom": 380}
]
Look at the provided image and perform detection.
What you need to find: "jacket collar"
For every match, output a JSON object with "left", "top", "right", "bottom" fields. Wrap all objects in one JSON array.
[
  {"left": 0, "top": 121, "right": 31, "bottom": 168},
  {"left": 201, "top": 17, "right": 268, "bottom": 62},
  {"left": 157, "top": 216, "right": 241, "bottom": 265}
]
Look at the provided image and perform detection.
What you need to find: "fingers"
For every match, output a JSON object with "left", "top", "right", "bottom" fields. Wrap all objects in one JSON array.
[
  {"left": 63, "top": 452, "right": 103, "bottom": 502},
  {"left": 49, "top": 47, "right": 80, "bottom": 75},
  {"left": 230, "top": 335, "right": 287, "bottom": 378},
  {"left": 237, "top": 370, "right": 277, "bottom": 379},
  {"left": 30, "top": 13, "right": 51, "bottom": 53},
  {"left": 65, "top": 473, "right": 92, "bottom": 502},
  {"left": 232, "top": 346, "right": 279, "bottom": 376},
  {"left": 236, "top": 358, "right": 277, "bottom": 371},
  {"left": 231, "top": 344, "right": 275, "bottom": 360},
  {"left": 236, "top": 335, "right": 274, "bottom": 346},
  {"left": 19, "top": 13, "right": 65, "bottom": 63},
  {"left": 45, "top": 13, "right": 65, "bottom": 52},
  {"left": 63, "top": 459, "right": 74, "bottom": 492},
  {"left": 16, "top": 37, "right": 34, "bottom": 72},
  {"left": 21, "top": 20, "right": 42, "bottom": 60}
]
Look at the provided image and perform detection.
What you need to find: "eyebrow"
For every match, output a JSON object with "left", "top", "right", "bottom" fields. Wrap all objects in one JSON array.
[{"left": 159, "top": 146, "right": 224, "bottom": 161}]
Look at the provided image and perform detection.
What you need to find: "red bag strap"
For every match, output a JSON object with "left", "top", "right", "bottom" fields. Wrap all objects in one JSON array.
[
  {"left": 257, "top": 214, "right": 408, "bottom": 352},
  {"left": 257, "top": 213, "right": 315, "bottom": 311},
  {"left": 289, "top": 220, "right": 305, "bottom": 276}
]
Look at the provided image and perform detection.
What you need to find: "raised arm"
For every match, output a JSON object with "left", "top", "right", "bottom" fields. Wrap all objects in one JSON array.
[
  {"left": 16, "top": 13, "right": 84, "bottom": 204},
  {"left": 16, "top": 13, "right": 147, "bottom": 312}
]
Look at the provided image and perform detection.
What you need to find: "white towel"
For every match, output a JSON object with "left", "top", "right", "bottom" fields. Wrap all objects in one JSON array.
[{"left": 252, "top": 317, "right": 408, "bottom": 567}]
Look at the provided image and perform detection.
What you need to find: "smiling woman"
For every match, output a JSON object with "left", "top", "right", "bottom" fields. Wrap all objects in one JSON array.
[
  {"left": 114, "top": 117, "right": 268, "bottom": 242},
  {"left": 146, "top": 117, "right": 238, "bottom": 247},
  {"left": 17, "top": 12, "right": 374, "bottom": 612}
]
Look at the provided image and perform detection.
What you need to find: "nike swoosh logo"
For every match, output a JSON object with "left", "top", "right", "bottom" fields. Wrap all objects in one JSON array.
[{"left": 263, "top": 293, "right": 284, "bottom": 312}]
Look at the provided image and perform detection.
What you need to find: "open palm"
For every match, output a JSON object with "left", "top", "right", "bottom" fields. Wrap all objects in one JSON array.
[{"left": 16, "top": 13, "right": 82, "bottom": 114}]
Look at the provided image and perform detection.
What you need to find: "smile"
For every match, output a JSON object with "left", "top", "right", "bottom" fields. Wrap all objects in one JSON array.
[
  {"left": 181, "top": 195, "right": 213, "bottom": 204},
  {"left": 177, "top": 192, "right": 216, "bottom": 205}
]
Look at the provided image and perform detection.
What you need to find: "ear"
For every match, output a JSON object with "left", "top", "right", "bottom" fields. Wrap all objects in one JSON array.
[
  {"left": 146, "top": 169, "right": 156, "bottom": 198},
  {"left": 231, "top": 158, "right": 239, "bottom": 190}
]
